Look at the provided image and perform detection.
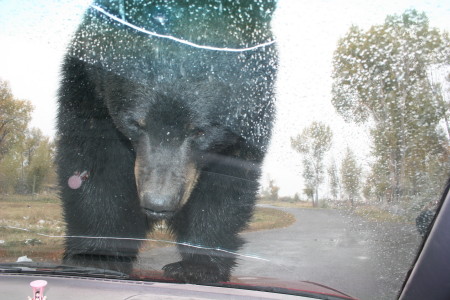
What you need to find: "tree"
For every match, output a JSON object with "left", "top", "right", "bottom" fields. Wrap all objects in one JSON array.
[
  {"left": 332, "top": 10, "right": 450, "bottom": 202},
  {"left": 26, "top": 130, "right": 55, "bottom": 194},
  {"left": 0, "top": 79, "right": 33, "bottom": 161},
  {"left": 0, "top": 128, "right": 55, "bottom": 194},
  {"left": 291, "top": 122, "right": 333, "bottom": 207},
  {"left": 341, "top": 148, "right": 362, "bottom": 206},
  {"left": 328, "top": 158, "right": 340, "bottom": 200},
  {"left": 0, "top": 144, "right": 22, "bottom": 193},
  {"left": 266, "top": 179, "right": 280, "bottom": 201},
  {"left": 428, "top": 65, "right": 450, "bottom": 139},
  {"left": 303, "top": 186, "right": 314, "bottom": 202},
  {"left": 260, "top": 177, "right": 280, "bottom": 201}
]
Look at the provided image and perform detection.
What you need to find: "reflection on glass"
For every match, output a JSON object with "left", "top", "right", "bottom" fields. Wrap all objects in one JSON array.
[{"left": 0, "top": 1, "right": 449, "bottom": 299}]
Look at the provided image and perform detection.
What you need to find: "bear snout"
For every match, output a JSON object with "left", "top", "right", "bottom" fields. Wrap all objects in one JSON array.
[{"left": 141, "top": 192, "right": 178, "bottom": 219}]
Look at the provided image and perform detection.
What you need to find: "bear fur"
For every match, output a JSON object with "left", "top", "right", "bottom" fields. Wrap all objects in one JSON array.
[{"left": 57, "top": 0, "right": 277, "bottom": 283}]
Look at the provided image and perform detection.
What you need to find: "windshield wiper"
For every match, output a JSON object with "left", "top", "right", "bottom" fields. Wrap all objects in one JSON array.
[{"left": 0, "top": 262, "right": 129, "bottom": 278}]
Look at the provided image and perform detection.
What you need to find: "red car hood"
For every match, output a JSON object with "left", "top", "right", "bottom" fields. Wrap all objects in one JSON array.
[{"left": 132, "top": 270, "right": 357, "bottom": 299}]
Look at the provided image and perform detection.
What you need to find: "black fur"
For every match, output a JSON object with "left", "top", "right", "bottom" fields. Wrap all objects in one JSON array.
[{"left": 57, "top": 0, "right": 277, "bottom": 283}]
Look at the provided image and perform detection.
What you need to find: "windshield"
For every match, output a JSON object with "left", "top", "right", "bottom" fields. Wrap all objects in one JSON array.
[{"left": 1, "top": 1, "right": 449, "bottom": 299}]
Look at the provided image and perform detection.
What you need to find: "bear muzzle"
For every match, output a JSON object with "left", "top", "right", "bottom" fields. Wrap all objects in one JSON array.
[
  {"left": 140, "top": 192, "right": 178, "bottom": 220},
  {"left": 133, "top": 136, "right": 200, "bottom": 220}
]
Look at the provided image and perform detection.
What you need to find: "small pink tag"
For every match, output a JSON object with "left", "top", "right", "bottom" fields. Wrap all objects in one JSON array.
[
  {"left": 68, "top": 175, "right": 82, "bottom": 189},
  {"left": 68, "top": 171, "right": 89, "bottom": 189}
]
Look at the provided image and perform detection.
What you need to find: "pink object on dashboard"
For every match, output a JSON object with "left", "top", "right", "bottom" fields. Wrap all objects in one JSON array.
[{"left": 29, "top": 280, "right": 47, "bottom": 300}]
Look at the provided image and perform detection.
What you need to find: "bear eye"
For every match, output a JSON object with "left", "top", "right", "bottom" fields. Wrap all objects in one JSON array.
[
  {"left": 186, "top": 123, "right": 205, "bottom": 138},
  {"left": 192, "top": 128, "right": 205, "bottom": 138},
  {"left": 136, "top": 118, "right": 146, "bottom": 128},
  {"left": 130, "top": 119, "right": 146, "bottom": 130}
]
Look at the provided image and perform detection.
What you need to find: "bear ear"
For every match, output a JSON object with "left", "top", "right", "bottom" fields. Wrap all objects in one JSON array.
[
  {"left": 222, "top": 128, "right": 244, "bottom": 145},
  {"left": 207, "top": 126, "right": 244, "bottom": 154}
]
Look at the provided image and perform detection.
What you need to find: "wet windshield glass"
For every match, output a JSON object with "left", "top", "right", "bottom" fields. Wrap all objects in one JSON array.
[{"left": 1, "top": 1, "right": 449, "bottom": 299}]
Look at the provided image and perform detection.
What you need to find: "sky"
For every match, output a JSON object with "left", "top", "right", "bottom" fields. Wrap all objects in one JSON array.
[{"left": 0, "top": 0, "right": 449, "bottom": 197}]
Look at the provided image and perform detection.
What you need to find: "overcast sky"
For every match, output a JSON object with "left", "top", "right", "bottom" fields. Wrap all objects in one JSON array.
[{"left": 1, "top": 0, "right": 449, "bottom": 196}]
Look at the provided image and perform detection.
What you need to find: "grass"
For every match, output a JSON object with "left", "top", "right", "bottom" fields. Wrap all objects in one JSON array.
[
  {"left": 246, "top": 206, "right": 296, "bottom": 232},
  {"left": 258, "top": 199, "right": 314, "bottom": 209},
  {"left": 0, "top": 193, "right": 296, "bottom": 263},
  {"left": 352, "top": 205, "right": 408, "bottom": 223},
  {"left": 0, "top": 194, "right": 65, "bottom": 263}
]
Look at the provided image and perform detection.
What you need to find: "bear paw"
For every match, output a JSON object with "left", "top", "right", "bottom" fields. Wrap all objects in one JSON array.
[{"left": 162, "top": 261, "right": 230, "bottom": 284}]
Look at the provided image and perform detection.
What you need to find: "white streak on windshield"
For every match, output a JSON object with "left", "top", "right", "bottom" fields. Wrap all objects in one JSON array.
[
  {"left": 90, "top": 4, "right": 276, "bottom": 52},
  {"left": 2, "top": 225, "right": 269, "bottom": 262}
]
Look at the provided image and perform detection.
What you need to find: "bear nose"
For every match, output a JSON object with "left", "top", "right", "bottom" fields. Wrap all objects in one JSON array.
[{"left": 141, "top": 192, "right": 176, "bottom": 214}]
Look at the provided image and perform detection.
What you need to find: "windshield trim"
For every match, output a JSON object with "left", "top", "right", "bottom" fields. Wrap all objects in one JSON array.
[{"left": 399, "top": 179, "right": 450, "bottom": 299}]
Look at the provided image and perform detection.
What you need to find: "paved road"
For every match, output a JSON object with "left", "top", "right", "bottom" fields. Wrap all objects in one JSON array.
[{"left": 138, "top": 207, "right": 422, "bottom": 300}]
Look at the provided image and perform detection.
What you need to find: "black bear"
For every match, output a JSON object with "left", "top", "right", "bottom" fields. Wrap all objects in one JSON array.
[{"left": 57, "top": 0, "right": 277, "bottom": 283}]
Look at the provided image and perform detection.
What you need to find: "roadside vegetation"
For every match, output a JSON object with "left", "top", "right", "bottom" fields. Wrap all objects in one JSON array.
[
  {"left": 352, "top": 205, "right": 409, "bottom": 223},
  {"left": 0, "top": 193, "right": 296, "bottom": 262}
]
